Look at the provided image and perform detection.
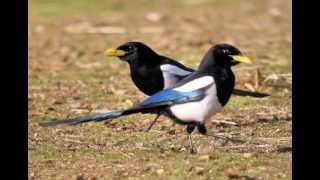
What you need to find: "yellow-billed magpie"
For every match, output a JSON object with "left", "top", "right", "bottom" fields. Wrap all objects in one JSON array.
[
  {"left": 104, "top": 42, "right": 267, "bottom": 97},
  {"left": 40, "top": 44, "right": 252, "bottom": 153}
]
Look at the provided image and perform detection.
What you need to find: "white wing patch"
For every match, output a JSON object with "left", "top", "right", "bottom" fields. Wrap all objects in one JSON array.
[
  {"left": 160, "top": 64, "right": 192, "bottom": 89},
  {"left": 174, "top": 76, "right": 214, "bottom": 92},
  {"left": 160, "top": 64, "right": 192, "bottom": 76}
]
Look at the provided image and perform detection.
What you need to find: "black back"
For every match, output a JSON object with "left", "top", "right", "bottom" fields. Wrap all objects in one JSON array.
[{"left": 118, "top": 42, "right": 194, "bottom": 96}]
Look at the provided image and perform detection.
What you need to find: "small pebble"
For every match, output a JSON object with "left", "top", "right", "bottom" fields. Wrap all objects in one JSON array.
[
  {"left": 198, "top": 155, "right": 210, "bottom": 161},
  {"left": 194, "top": 166, "right": 205, "bottom": 175},
  {"left": 243, "top": 153, "right": 253, "bottom": 158},
  {"left": 156, "top": 169, "right": 164, "bottom": 175}
]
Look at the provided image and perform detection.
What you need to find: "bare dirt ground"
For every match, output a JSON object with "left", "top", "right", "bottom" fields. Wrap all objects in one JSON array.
[{"left": 29, "top": 0, "right": 291, "bottom": 179}]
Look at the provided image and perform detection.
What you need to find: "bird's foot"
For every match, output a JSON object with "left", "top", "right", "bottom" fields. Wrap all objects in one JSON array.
[{"left": 187, "top": 133, "right": 197, "bottom": 154}]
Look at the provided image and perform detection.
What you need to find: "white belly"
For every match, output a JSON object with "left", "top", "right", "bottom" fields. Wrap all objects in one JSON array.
[{"left": 169, "top": 86, "right": 222, "bottom": 123}]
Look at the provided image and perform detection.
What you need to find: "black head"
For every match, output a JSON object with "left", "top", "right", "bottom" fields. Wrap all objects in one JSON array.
[
  {"left": 199, "top": 43, "right": 252, "bottom": 69},
  {"left": 105, "top": 42, "right": 158, "bottom": 64}
]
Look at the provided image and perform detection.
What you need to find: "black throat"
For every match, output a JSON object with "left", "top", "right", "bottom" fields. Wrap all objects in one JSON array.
[
  {"left": 211, "top": 66, "right": 235, "bottom": 106},
  {"left": 192, "top": 53, "right": 235, "bottom": 106},
  {"left": 199, "top": 47, "right": 236, "bottom": 106}
]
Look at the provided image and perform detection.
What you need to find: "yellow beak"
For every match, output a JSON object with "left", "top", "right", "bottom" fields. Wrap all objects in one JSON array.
[
  {"left": 229, "top": 55, "right": 252, "bottom": 64},
  {"left": 104, "top": 48, "right": 128, "bottom": 57}
]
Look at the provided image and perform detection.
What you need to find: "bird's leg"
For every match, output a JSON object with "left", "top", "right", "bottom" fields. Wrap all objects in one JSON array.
[
  {"left": 186, "top": 125, "right": 196, "bottom": 154},
  {"left": 197, "top": 124, "right": 244, "bottom": 144},
  {"left": 188, "top": 134, "right": 194, "bottom": 153},
  {"left": 145, "top": 114, "right": 161, "bottom": 132}
]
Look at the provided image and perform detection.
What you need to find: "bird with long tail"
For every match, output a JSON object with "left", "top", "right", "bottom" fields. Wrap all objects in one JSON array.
[{"left": 40, "top": 44, "right": 252, "bottom": 153}]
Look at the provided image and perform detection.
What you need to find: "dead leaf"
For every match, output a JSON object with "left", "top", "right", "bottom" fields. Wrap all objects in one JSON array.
[
  {"left": 244, "top": 83, "right": 256, "bottom": 92},
  {"left": 145, "top": 12, "right": 163, "bottom": 22}
]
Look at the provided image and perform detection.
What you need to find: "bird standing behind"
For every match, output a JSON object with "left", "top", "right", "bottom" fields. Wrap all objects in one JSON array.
[{"left": 40, "top": 44, "right": 252, "bottom": 153}]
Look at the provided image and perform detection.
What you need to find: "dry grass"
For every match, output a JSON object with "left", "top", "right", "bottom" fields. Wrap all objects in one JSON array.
[{"left": 29, "top": 0, "right": 291, "bottom": 179}]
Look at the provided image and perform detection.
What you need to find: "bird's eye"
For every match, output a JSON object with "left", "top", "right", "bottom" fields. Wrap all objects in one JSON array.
[
  {"left": 222, "top": 49, "right": 230, "bottom": 54},
  {"left": 128, "top": 46, "right": 134, "bottom": 51}
]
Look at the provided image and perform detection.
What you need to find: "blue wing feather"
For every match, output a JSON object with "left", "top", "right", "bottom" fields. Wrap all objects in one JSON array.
[{"left": 140, "top": 89, "right": 206, "bottom": 107}]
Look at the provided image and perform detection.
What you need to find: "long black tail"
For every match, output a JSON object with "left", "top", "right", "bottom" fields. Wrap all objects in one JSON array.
[
  {"left": 39, "top": 107, "right": 144, "bottom": 127},
  {"left": 233, "top": 88, "right": 270, "bottom": 98}
]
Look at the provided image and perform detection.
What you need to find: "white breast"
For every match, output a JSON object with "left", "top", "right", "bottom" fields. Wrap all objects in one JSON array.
[
  {"left": 160, "top": 64, "right": 192, "bottom": 89},
  {"left": 170, "top": 78, "right": 222, "bottom": 123}
]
